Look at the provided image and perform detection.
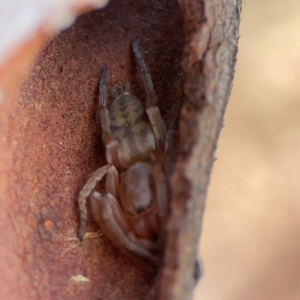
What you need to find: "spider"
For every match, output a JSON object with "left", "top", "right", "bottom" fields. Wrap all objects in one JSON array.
[{"left": 78, "top": 40, "right": 176, "bottom": 265}]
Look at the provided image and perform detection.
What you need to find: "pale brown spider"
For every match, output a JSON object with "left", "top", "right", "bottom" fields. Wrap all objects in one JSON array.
[{"left": 78, "top": 40, "right": 175, "bottom": 265}]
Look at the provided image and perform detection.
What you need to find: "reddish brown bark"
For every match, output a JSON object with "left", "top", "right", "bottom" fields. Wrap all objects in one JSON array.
[{"left": 0, "top": 0, "right": 241, "bottom": 299}]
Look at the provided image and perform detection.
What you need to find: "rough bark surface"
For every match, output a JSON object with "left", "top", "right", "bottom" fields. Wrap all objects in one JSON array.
[
  {"left": 159, "top": 1, "right": 242, "bottom": 299},
  {"left": 0, "top": 0, "right": 241, "bottom": 299}
]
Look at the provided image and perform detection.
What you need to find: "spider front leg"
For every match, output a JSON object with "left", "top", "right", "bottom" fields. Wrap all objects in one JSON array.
[
  {"left": 132, "top": 39, "right": 158, "bottom": 107},
  {"left": 146, "top": 106, "right": 167, "bottom": 151},
  {"left": 132, "top": 40, "right": 167, "bottom": 150},
  {"left": 99, "top": 67, "right": 112, "bottom": 144}
]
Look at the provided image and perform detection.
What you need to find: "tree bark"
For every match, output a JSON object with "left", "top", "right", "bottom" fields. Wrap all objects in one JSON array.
[
  {"left": 0, "top": 0, "right": 241, "bottom": 299},
  {"left": 160, "top": 1, "right": 242, "bottom": 299}
]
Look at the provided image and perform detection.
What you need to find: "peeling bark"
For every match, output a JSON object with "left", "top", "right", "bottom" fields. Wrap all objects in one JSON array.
[
  {"left": 160, "top": 1, "right": 242, "bottom": 299},
  {"left": 0, "top": 0, "right": 241, "bottom": 299}
]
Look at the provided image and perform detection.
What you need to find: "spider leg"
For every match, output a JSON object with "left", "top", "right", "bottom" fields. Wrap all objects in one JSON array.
[
  {"left": 147, "top": 161, "right": 170, "bottom": 252},
  {"left": 99, "top": 67, "right": 112, "bottom": 144},
  {"left": 132, "top": 40, "right": 158, "bottom": 107},
  {"left": 78, "top": 164, "right": 113, "bottom": 241},
  {"left": 146, "top": 106, "right": 167, "bottom": 151},
  {"left": 91, "top": 191, "right": 160, "bottom": 265},
  {"left": 152, "top": 163, "right": 169, "bottom": 222},
  {"left": 105, "top": 162, "right": 119, "bottom": 198},
  {"left": 132, "top": 40, "right": 167, "bottom": 151}
]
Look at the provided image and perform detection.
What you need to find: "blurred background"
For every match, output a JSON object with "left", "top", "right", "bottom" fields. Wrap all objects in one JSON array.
[{"left": 195, "top": 0, "right": 300, "bottom": 299}]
